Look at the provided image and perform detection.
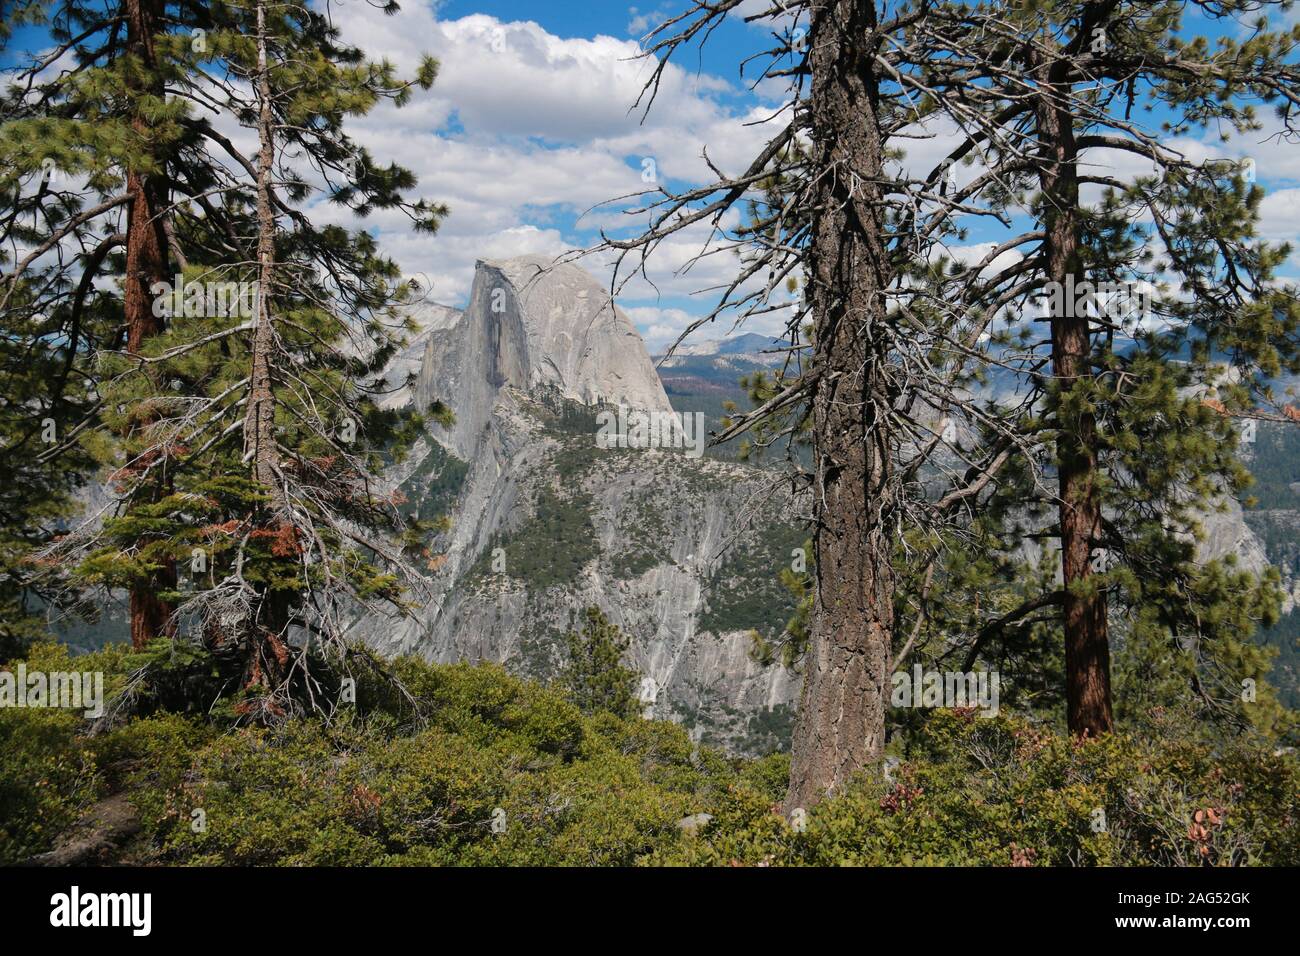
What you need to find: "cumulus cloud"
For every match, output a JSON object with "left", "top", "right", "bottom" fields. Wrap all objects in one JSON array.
[
  {"left": 1256, "top": 188, "right": 1300, "bottom": 269},
  {"left": 318, "top": 0, "right": 777, "bottom": 341}
]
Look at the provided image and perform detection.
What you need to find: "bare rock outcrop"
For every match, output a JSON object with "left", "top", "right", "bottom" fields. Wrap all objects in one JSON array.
[{"left": 362, "top": 257, "right": 801, "bottom": 753}]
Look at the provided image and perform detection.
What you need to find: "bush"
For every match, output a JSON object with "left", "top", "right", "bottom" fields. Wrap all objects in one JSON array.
[
  {"left": 654, "top": 711, "right": 1300, "bottom": 867},
  {"left": 0, "top": 641, "right": 127, "bottom": 863},
  {"left": 3, "top": 643, "right": 1295, "bottom": 867},
  {"left": 0, "top": 706, "right": 98, "bottom": 863},
  {"left": 119, "top": 657, "right": 719, "bottom": 865}
]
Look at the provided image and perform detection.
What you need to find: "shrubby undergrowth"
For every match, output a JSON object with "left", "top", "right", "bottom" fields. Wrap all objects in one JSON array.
[{"left": 2, "top": 641, "right": 1296, "bottom": 867}]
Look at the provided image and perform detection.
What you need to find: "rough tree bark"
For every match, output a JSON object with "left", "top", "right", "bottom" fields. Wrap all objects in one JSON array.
[
  {"left": 785, "top": 0, "right": 895, "bottom": 812},
  {"left": 123, "top": 0, "right": 175, "bottom": 649},
  {"left": 245, "top": 1, "right": 282, "bottom": 511},
  {"left": 1034, "top": 40, "right": 1113, "bottom": 737},
  {"left": 241, "top": 0, "right": 292, "bottom": 693}
]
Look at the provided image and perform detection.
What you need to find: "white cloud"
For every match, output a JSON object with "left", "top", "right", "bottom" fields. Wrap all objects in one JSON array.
[
  {"left": 627, "top": 301, "right": 791, "bottom": 352},
  {"left": 1256, "top": 188, "right": 1300, "bottom": 272},
  {"left": 627, "top": 5, "right": 676, "bottom": 39},
  {"left": 624, "top": 306, "right": 699, "bottom": 352},
  {"left": 317, "top": 1, "right": 773, "bottom": 340},
  {"left": 1256, "top": 188, "right": 1300, "bottom": 241},
  {"left": 322, "top": 2, "right": 1300, "bottom": 350}
]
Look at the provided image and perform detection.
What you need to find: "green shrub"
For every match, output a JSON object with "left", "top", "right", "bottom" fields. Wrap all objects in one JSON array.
[
  {"left": 0, "top": 641, "right": 125, "bottom": 863},
  {"left": 654, "top": 711, "right": 1300, "bottom": 867},
  {"left": 3, "top": 643, "right": 1295, "bottom": 867},
  {"left": 0, "top": 705, "right": 98, "bottom": 863}
]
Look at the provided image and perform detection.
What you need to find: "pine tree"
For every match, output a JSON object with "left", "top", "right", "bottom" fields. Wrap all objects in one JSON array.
[
  {"left": 606, "top": 0, "right": 1020, "bottom": 809},
  {"left": 896, "top": 0, "right": 1300, "bottom": 737},
  {"left": 560, "top": 606, "right": 640, "bottom": 719},
  {"left": 22, "top": 0, "right": 449, "bottom": 717},
  {"left": 0, "top": 0, "right": 148, "bottom": 655}
]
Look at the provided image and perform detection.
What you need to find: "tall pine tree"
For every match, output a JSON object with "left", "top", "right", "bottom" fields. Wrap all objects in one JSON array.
[{"left": 18, "top": 0, "right": 448, "bottom": 717}]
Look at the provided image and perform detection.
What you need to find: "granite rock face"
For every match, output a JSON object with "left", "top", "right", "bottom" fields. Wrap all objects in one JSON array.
[
  {"left": 362, "top": 257, "right": 801, "bottom": 753},
  {"left": 1196, "top": 495, "right": 1270, "bottom": 574},
  {"left": 411, "top": 256, "right": 674, "bottom": 458},
  {"left": 375, "top": 304, "right": 461, "bottom": 411}
]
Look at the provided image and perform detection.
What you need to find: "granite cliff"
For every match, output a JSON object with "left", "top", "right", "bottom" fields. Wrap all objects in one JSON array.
[{"left": 364, "top": 256, "right": 802, "bottom": 753}]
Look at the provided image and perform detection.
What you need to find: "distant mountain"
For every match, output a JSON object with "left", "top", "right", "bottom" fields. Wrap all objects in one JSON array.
[
  {"left": 49, "top": 269, "right": 1300, "bottom": 736},
  {"left": 652, "top": 333, "right": 791, "bottom": 459},
  {"left": 659, "top": 332, "right": 786, "bottom": 361},
  {"left": 358, "top": 257, "right": 801, "bottom": 754}
]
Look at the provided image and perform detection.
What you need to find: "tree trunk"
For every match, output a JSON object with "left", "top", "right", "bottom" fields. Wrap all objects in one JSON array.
[
  {"left": 1035, "top": 58, "right": 1113, "bottom": 737},
  {"left": 244, "top": 0, "right": 281, "bottom": 506},
  {"left": 123, "top": 0, "right": 175, "bottom": 650},
  {"left": 241, "top": 1, "right": 292, "bottom": 695},
  {"left": 785, "top": 0, "right": 894, "bottom": 813}
]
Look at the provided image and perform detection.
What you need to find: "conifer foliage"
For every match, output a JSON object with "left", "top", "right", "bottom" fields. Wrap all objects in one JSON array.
[
  {"left": 560, "top": 606, "right": 640, "bottom": 720},
  {"left": 3, "top": 0, "right": 448, "bottom": 718}
]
